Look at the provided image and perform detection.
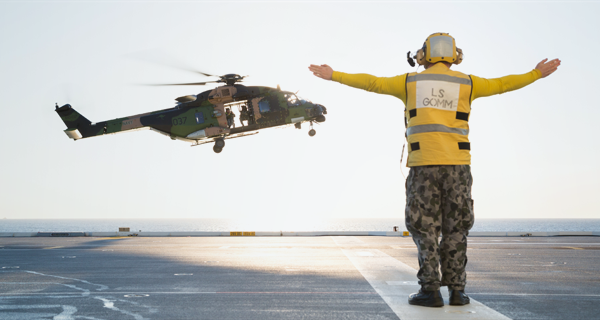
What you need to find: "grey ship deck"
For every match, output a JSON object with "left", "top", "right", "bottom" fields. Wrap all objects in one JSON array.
[{"left": 1, "top": 235, "right": 599, "bottom": 319}]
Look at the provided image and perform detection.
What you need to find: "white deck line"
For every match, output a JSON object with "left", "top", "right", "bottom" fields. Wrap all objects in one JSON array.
[
  {"left": 341, "top": 248, "right": 511, "bottom": 320},
  {"left": 0, "top": 231, "right": 598, "bottom": 237}
]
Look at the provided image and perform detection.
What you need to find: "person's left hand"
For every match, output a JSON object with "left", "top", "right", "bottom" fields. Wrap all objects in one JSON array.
[{"left": 535, "top": 58, "right": 561, "bottom": 78}]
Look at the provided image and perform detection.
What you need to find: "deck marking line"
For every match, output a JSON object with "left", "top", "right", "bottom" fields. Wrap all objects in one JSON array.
[
  {"left": 0, "top": 292, "right": 218, "bottom": 296},
  {"left": 54, "top": 305, "right": 77, "bottom": 320},
  {"left": 96, "top": 297, "right": 147, "bottom": 320},
  {"left": 26, "top": 271, "right": 109, "bottom": 291},
  {"left": 0, "top": 305, "right": 62, "bottom": 309},
  {"left": 0, "top": 291, "right": 378, "bottom": 295},
  {"left": 342, "top": 249, "right": 512, "bottom": 320}
]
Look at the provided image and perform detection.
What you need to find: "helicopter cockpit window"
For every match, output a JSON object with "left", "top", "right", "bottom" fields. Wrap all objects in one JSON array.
[
  {"left": 259, "top": 100, "right": 270, "bottom": 113},
  {"left": 298, "top": 95, "right": 310, "bottom": 105},
  {"left": 286, "top": 94, "right": 310, "bottom": 107},
  {"left": 286, "top": 94, "right": 301, "bottom": 107},
  {"left": 195, "top": 112, "right": 205, "bottom": 124}
]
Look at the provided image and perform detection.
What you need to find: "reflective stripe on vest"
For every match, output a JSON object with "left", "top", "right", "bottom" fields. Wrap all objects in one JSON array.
[
  {"left": 406, "top": 124, "right": 469, "bottom": 136},
  {"left": 406, "top": 74, "right": 472, "bottom": 85}
]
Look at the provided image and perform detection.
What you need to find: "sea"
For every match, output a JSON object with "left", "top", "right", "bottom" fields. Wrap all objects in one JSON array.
[{"left": 1, "top": 219, "right": 599, "bottom": 233}]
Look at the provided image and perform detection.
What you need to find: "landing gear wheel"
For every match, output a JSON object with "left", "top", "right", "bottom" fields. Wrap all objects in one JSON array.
[
  {"left": 213, "top": 146, "right": 223, "bottom": 153},
  {"left": 308, "top": 129, "right": 316, "bottom": 137},
  {"left": 215, "top": 138, "right": 225, "bottom": 148}
]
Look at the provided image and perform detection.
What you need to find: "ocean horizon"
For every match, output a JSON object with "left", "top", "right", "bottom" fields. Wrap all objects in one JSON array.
[{"left": 1, "top": 218, "right": 599, "bottom": 233}]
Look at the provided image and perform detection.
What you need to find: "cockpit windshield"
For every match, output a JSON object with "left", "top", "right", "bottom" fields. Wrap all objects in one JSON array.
[
  {"left": 298, "top": 95, "right": 311, "bottom": 104},
  {"left": 285, "top": 93, "right": 310, "bottom": 107}
]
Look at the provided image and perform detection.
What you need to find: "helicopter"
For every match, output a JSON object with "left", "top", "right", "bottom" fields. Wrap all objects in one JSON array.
[{"left": 55, "top": 73, "right": 327, "bottom": 153}]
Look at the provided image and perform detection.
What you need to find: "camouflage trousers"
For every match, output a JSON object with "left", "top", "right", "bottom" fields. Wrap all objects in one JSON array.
[{"left": 405, "top": 165, "right": 474, "bottom": 291}]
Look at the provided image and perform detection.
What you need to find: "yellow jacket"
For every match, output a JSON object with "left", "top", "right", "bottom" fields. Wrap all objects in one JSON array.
[{"left": 332, "top": 63, "right": 542, "bottom": 166}]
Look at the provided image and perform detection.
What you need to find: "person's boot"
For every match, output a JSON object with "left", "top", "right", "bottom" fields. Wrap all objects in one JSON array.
[
  {"left": 449, "top": 289, "right": 470, "bottom": 306},
  {"left": 408, "top": 288, "right": 444, "bottom": 307}
]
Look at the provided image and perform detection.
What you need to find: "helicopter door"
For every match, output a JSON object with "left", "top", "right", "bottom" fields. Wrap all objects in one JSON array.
[{"left": 250, "top": 97, "right": 265, "bottom": 123}]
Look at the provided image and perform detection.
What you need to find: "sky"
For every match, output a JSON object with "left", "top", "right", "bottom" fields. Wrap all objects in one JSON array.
[{"left": 0, "top": 1, "right": 598, "bottom": 223}]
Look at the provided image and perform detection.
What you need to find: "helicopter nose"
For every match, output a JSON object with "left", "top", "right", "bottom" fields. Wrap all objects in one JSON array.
[
  {"left": 315, "top": 104, "right": 327, "bottom": 115},
  {"left": 315, "top": 104, "right": 326, "bottom": 114},
  {"left": 314, "top": 105, "right": 326, "bottom": 122}
]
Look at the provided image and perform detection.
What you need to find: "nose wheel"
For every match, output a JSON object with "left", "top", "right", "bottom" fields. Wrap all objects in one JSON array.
[{"left": 308, "top": 121, "right": 316, "bottom": 137}]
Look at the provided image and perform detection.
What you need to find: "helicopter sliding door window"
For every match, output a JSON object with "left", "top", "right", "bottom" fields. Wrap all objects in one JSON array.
[
  {"left": 259, "top": 100, "right": 270, "bottom": 113},
  {"left": 195, "top": 112, "right": 205, "bottom": 124}
]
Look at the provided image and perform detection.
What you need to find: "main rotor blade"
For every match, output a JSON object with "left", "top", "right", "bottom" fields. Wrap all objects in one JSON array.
[
  {"left": 198, "top": 72, "right": 216, "bottom": 77},
  {"left": 124, "top": 51, "right": 216, "bottom": 77},
  {"left": 145, "top": 81, "right": 219, "bottom": 86}
]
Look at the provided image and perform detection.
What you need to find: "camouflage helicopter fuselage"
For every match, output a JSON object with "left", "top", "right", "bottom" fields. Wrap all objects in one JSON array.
[{"left": 56, "top": 84, "right": 327, "bottom": 153}]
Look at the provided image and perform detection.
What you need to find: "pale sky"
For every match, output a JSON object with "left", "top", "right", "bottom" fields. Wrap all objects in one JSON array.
[{"left": 0, "top": 1, "right": 598, "bottom": 222}]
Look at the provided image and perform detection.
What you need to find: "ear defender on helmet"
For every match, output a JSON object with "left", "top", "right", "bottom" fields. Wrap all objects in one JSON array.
[
  {"left": 455, "top": 47, "right": 463, "bottom": 65},
  {"left": 407, "top": 33, "right": 463, "bottom": 66},
  {"left": 407, "top": 51, "right": 416, "bottom": 67}
]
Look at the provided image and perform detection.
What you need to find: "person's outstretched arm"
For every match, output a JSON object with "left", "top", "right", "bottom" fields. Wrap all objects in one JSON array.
[
  {"left": 471, "top": 58, "right": 561, "bottom": 101},
  {"left": 308, "top": 64, "right": 408, "bottom": 102}
]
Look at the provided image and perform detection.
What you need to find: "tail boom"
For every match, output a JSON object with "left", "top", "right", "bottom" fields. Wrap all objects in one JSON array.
[{"left": 55, "top": 104, "right": 147, "bottom": 141}]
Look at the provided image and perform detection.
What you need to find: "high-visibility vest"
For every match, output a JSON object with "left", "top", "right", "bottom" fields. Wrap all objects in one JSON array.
[{"left": 405, "top": 69, "right": 473, "bottom": 167}]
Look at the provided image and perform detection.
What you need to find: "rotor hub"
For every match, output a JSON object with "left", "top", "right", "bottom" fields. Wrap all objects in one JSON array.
[{"left": 220, "top": 74, "right": 244, "bottom": 86}]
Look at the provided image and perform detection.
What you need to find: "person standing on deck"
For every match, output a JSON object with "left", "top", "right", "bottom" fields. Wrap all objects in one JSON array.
[{"left": 309, "top": 32, "right": 560, "bottom": 308}]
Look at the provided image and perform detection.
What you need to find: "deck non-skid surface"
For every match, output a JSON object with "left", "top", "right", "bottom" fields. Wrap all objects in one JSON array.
[{"left": 0, "top": 236, "right": 599, "bottom": 319}]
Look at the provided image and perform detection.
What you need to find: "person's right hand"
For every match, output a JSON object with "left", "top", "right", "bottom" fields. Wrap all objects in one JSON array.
[
  {"left": 309, "top": 64, "right": 333, "bottom": 80},
  {"left": 535, "top": 58, "right": 561, "bottom": 78}
]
